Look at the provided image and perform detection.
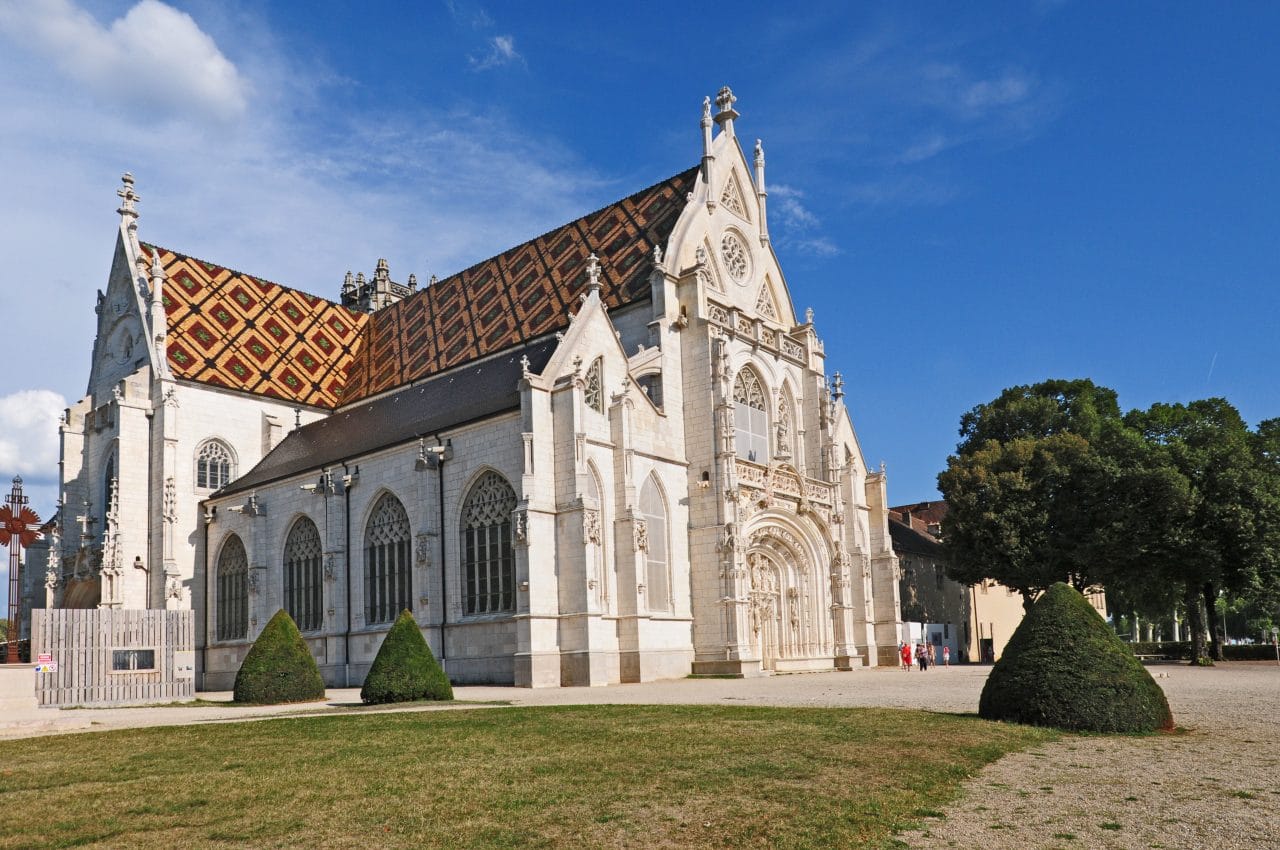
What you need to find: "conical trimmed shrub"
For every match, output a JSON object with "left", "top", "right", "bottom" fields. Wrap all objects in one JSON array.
[
  {"left": 361, "top": 610, "right": 453, "bottom": 704},
  {"left": 233, "top": 609, "right": 327, "bottom": 705},
  {"left": 979, "top": 583, "right": 1174, "bottom": 732}
]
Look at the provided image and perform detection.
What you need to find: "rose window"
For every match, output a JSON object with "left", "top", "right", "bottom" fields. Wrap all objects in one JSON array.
[{"left": 720, "top": 233, "right": 749, "bottom": 282}]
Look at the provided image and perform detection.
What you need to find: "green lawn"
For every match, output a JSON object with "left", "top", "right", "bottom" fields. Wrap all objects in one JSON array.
[{"left": 0, "top": 705, "right": 1054, "bottom": 848}]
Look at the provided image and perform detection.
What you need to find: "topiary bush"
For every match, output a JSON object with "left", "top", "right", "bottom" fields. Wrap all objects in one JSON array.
[
  {"left": 233, "top": 609, "right": 327, "bottom": 705},
  {"left": 361, "top": 609, "right": 453, "bottom": 704},
  {"left": 979, "top": 583, "right": 1174, "bottom": 732}
]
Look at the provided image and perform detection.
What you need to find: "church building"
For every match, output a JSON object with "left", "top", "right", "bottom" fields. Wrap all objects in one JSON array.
[{"left": 49, "top": 88, "right": 904, "bottom": 688}]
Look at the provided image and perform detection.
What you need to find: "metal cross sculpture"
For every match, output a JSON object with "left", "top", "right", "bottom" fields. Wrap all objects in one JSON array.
[{"left": 1, "top": 476, "right": 41, "bottom": 663}]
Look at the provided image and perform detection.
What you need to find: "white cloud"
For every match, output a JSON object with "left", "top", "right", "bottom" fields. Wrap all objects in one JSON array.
[
  {"left": 769, "top": 184, "right": 840, "bottom": 257},
  {"left": 470, "top": 34, "right": 523, "bottom": 71},
  {"left": 0, "top": 0, "right": 249, "bottom": 123},
  {"left": 0, "top": 389, "right": 65, "bottom": 482},
  {"left": 0, "top": 0, "right": 611, "bottom": 439}
]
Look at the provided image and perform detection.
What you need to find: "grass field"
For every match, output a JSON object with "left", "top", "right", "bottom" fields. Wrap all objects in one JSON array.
[{"left": 0, "top": 705, "right": 1055, "bottom": 848}]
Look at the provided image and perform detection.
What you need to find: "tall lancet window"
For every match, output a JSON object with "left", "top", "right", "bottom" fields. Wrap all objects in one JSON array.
[
  {"left": 283, "top": 517, "right": 323, "bottom": 632},
  {"left": 640, "top": 475, "right": 670, "bottom": 613},
  {"left": 196, "top": 440, "right": 235, "bottom": 490},
  {"left": 365, "top": 493, "right": 412, "bottom": 625},
  {"left": 585, "top": 357, "right": 603, "bottom": 413},
  {"left": 733, "top": 368, "right": 769, "bottom": 463},
  {"left": 461, "top": 471, "right": 517, "bottom": 615},
  {"left": 216, "top": 535, "right": 248, "bottom": 641}
]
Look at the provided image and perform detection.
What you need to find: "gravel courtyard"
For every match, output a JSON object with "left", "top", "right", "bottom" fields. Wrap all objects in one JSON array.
[{"left": 4, "top": 662, "right": 1275, "bottom": 849}]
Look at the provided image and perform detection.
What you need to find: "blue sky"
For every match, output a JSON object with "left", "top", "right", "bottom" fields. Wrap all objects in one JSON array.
[{"left": 1, "top": 2, "right": 1278, "bottom": 606}]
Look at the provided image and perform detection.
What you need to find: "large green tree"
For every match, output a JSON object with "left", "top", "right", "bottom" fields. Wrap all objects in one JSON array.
[
  {"left": 1125, "top": 400, "right": 1280, "bottom": 663},
  {"left": 938, "top": 379, "right": 1131, "bottom": 608}
]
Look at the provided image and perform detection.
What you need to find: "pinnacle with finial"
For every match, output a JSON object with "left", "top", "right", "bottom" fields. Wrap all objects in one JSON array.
[
  {"left": 116, "top": 172, "right": 140, "bottom": 219},
  {"left": 586, "top": 253, "right": 601, "bottom": 295}
]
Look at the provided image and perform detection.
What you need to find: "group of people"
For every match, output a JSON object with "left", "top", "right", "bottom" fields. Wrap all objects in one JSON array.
[{"left": 899, "top": 641, "right": 950, "bottom": 671}]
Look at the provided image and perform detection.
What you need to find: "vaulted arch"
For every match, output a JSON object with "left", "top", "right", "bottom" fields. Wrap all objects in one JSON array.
[
  {"left": 639, "top": 474, "right": 670, "bottom": 613},
  {"left": 283, "top": 516, "right": 323, "bottom": 631},
  {"left": 364, "top": 491, "right": 411, "bottom": 625},
  {"left": 460, "top": 470, "right": 517, "bottom": 615},
  {"left": 215, "top": 534, "right": 248, "bottom": 641},
  {"left": 733, "top": 366, "right": 770, "bottom": 463}
]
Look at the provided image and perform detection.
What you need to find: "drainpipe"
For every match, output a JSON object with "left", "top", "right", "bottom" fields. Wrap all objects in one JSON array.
[
  {"left": 342, "top": 461, "right": 354, "bottom": 686},
  {"left": 200, "top": 504, "right": 211, "bottom": 690},
  {"left": 430, "top": 435, "right": 452, "bottom": 662}
]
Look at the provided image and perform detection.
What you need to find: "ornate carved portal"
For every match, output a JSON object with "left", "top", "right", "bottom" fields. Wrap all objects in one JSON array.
[{"left": 745, "top": 525, "right": 832, "bottom": 670}]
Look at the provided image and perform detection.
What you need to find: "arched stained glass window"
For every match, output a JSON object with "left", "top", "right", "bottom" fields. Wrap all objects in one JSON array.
[
  {"left": 216, "top": 535, "right": 248, "bottom": 641},
  {"left": 461, "top": 471, "right": 517, "bottom": 616},
  {"left": 733, "top": 368, "right": 769, "bottom": 463},
  {"left": 640, "top": 475, "right": 669, "bottom": 613},
  {"left": 196, "top": 440, "right": 235, "bottom": 490},
  {"left": 283, "top": 517, "right": 323, "bottom": 632},
  {"left": 365, "top": 493, "right": 411, "bottom": 625}
]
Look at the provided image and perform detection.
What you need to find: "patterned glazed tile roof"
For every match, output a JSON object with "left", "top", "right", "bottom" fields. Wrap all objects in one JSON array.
[
  {"left": 342, "top": 164, "right": 700, "bottom": 402},
  {"left": 142, "top": 244, "right": 368, "bottom": 408}
]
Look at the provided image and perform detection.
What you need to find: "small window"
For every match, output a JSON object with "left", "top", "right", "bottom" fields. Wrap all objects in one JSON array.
[
  {"left": 196, "top": 440, "right": 235, "bottom": 490},
  {"left": 112, "top": 649, "right": 156, "bottom": 671}
]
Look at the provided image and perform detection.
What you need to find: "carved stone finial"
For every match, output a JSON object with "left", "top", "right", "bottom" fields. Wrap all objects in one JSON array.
[
  {"left": 116, "top": 172, "right": 140, "bottom": 220},
  {"left": 714, "top": 86, "right": 739, "bottom": 135},
  {"left": 586, "top": 253, "right": 601, "bottom": 296}
]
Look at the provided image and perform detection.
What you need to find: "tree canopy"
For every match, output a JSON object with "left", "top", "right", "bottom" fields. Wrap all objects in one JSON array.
[{"left": 939, "top": 380, "right": 1280, "bottom": 664}]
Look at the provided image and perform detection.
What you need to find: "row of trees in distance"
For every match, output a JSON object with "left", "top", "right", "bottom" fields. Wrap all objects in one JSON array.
[{"left": 938, "top": 379, "right": 1280, "bottom": 665}]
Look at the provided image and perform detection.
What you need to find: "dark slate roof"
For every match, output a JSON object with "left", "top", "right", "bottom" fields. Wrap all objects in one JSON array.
[
  {"left": 341, "top": 165, "right": 699, "bottom": 402},
  {"left": 218, "top": 336, "right": 557, "bottom": 497},
  {"left": 889, "top": 517, "right": 944, "bottom": 559}
]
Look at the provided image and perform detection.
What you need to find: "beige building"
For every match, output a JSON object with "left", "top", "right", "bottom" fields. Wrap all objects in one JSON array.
[
  {"left": 891, "top": 501, "right": 1105, "bottom": 662},
  {"left": 47, "top": 87, "right": 905, "bottom": 688}
]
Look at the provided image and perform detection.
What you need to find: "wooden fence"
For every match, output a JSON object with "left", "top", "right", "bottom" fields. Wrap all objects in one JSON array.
[{"left": 30, "top": 609, "right": 195, "bottom": 706}]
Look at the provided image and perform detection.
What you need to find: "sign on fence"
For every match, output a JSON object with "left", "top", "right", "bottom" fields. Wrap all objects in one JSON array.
[{"left": 30, "top": 609, "right": 195, "bottom": 706}]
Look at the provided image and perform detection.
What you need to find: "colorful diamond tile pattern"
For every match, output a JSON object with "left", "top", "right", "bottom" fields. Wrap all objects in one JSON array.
[
  {"left": 145, "top": 163, "right": 698, "bottom": 410},
  {"left": 341, "top": 165, "right": 700, "bottom": 402},
  {"left": 143, "top": 243, "right": 368, "bottom": 408}
]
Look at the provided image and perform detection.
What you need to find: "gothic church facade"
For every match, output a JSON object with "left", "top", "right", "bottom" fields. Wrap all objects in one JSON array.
[{"left": 50, "top": 88, "right": 903, "bottom": 688}]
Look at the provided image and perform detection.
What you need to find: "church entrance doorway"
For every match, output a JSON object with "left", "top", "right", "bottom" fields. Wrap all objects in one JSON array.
[{"left": 745, "top": 523, "right": 833, "bottom": 672}]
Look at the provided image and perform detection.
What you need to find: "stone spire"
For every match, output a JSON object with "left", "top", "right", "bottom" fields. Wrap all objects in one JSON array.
[
  {"left": 149, "top": 250, "right": 169, "bottom": 374},
  {"left": 586, "top": 253, "right": 602, "bottom": 298},
  {"left": 700, "top": 95, "right": 715, "bottom": 182},
  {"left": 116, "top": 172, "right": 140, "bottom": 223},
  {"left": 714, "top": 86, "right": 739, "bottom": 138},
  {"left": 754, "top": 139, "right": 769, "bottom": 245}
]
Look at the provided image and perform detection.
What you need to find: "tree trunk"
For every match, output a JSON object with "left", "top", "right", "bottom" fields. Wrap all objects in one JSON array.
[
  {"left": 1203, "top": 582, "right": 1224, "bottom": 661},
  {"left": 1184, "top": 583, "right": 1210, "bottom": 665}
]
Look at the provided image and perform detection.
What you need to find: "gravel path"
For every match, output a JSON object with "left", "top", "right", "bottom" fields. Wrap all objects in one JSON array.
[
  {"left": 4, "top": 662, "right": 1275, "bottom": 848},
  {"left": 896, "top": 663, "right": 1280, "bottom": 850}
]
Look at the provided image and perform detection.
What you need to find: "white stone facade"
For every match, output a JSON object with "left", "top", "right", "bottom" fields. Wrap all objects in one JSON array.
[{"left": 53, "top": 89, "right": 902, "bottom": 688}]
